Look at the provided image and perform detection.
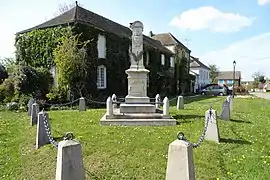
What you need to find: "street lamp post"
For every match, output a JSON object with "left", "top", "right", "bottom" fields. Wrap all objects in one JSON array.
[{"left": 232, "top": 60, "right": 236, "bottom": 98}]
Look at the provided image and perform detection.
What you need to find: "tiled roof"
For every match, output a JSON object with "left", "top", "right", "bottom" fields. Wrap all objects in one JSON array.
[
  {"left": 217, "top": 71, "right": 241, "bottom": 80},
  {"left": 150, "top": 33, "right": 191, "bottom": 52},
  {"left": 190, "top": 56, "right": 210, "bottom": 70},
  {"left": 17, "top": 4, "right": 173, "bottom": 55}
]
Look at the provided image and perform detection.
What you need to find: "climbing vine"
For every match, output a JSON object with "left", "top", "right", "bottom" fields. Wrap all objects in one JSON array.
[{"left": 15, "top": 26, "right": 73, "bottom": 68}]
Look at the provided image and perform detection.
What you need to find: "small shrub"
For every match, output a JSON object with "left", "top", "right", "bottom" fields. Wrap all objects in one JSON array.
[
  {"left": 18, "top": 94, "right": 32, "bottom": 109},
  {"left": 6, "top": 102, "right": 19, "bottom": 111},
  {"left": 0, "top": 78, "right": 15, "bottom": 103},
  {"left": 46, "top": 87, "right": 67, "bottom": 104}
]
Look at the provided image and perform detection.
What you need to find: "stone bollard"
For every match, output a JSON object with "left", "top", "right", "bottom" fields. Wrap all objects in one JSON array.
[
  {"left": 220, "top": 99, "right": 230, "bottom": 120},
  {"left": 79, "top": 97, "right": 86, "bottom": 111},
  {"left": 228, "top": 95, "right": 233, "bottom": 112},
  {"left": 155, "top": 94, "right": 161, "bottom": 109},
  {"left": 205, "top": 108, "right": 220, "bottom": 143},
  {"left": 166, "top": 137, "right": 195, "bottom": 180},
  {"left": 36, "top": 111, "right": 50, "bottom": 149},
  {"left": 112, "top": 94, "right": 117, "bottom": 109},
  {"left": 163, "top": 97, "right": 169, "bottom": 116},
  {"left": 55, "top": 137, "right": 85, "bottom": 180},
  {"left": 176, "top": 96, "right": 184, "bottom": 110},
  {"left": 27, "top": 97, "right": 35, "bottom": 116},
  {"left": 106, "top": 97, "right": 113, "bottom": 116},
  {"left": 31, "top": 103, "right": 39, "bottom": 126}
]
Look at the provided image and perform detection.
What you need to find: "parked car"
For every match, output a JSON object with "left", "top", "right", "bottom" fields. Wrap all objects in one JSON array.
[{"left": 199, "top": 84, "right": 228, "bottom": 96}]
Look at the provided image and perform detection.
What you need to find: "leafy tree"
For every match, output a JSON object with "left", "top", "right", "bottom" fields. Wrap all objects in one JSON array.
[
  {"left": 10, "top": 65, "right": 53, "bottom": 98},
  {"left": 209, "top": 64, "right": 219, "bottom": 83},
  {"left": 53, "top": 34, "right": 90, "bottom": 97},
  {"left": 252, "top": 71, "right": 266, "bottom": 88}
]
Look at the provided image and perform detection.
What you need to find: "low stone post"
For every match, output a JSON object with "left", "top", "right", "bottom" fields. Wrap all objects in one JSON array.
[
  {"left": 31, "top": 103, "right": 39, "bottom": 126},
  {"left": 56, "top": 136, "right": 85, "bottom": 180},
  {"left": 176, "top": 96, "right": 184, "bottom": 110},
  {"left": 220, "top": 99, "right": 230, "bottom": 120},
  {"left": 155, "top": 94, "right": 160, "bottom": 109},
  {"left": 112, "top": 94, "right": 117, "bottom": 108},
  {"left": 163, "top": 97, "right": 169, "bottom": 116},
  {"left": 79, "top": 97, "right": 86, "bottom": 111},
  {"left": 205, "top": 108, "right": 220, "bottom": 143},
  {"left": 106, "top": 97, "right": 113, "bottom": 116},
  {"left": 228, "top": 95, "right": 233, "bottom": 112},
  {"left": 27, "top": 97, "right": 35, "bottom": 116},
  {"left": 36, "top": 111, "right": 50, "bottom": 149},
  {"left": 166, "top": 137, "right": 195, "bottom": 180}
]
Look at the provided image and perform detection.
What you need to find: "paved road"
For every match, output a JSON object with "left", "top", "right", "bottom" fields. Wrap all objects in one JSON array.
[{"left": 250, "top": 92, "right": 270, "bottom": 100}]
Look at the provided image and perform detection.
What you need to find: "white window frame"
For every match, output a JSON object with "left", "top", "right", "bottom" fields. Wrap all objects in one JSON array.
[
  {"left": 97, "top": 34, "right": 106, "bottom": 58},
  {"left": 170, "top": 56, "right": 174, "bottom": 67},
  {"left": 97, "top": 65, "right": 107, "bottom": 89},
  {"left": 161, "top": 54, "right": 165, "bottom": 65}
]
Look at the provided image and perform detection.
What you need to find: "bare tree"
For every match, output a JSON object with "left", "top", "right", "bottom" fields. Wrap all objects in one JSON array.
[{"left": 54, "top": 1, "right": 83, "bottom": 17}]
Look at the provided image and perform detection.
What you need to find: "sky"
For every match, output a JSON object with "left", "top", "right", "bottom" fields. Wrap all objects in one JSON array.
[{"left": 1, "top": 0, "right": 270, "bottom": 80}]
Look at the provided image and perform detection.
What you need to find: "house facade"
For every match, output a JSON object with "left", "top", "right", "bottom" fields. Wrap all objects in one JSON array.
[
  {"left": 189, "top": 70, "right": 199, "bottom": 93},
  {"left": 216, "top": 71, "right": 242, "bottom": 87},
  {"left": 16, "top": 3, "right": 176, "bottom": 99},
  {"left": 149, "top": 32, "right": 192, "bottom": 93},
  {"left": 190, "top": 56, "right": 210, "bottom": 90}
]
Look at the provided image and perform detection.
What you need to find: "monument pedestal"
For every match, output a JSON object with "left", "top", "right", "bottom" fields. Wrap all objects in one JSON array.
[{"left": 120, "top": 68, "right": 156, "bottom": 113}]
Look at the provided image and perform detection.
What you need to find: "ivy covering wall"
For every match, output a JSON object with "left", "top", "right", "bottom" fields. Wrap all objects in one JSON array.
[{"left": 14, "top": 22, "right": 177, "bottom": 102}]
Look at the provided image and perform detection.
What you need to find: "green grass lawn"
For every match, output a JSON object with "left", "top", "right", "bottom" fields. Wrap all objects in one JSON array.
[{"left": 1, "top": 96, "right": 270, "bottom": 180}]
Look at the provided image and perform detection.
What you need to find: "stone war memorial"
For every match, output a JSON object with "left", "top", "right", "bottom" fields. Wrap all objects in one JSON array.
[{"left": 100, "top": 21, "right": 176, "bottom": 126}]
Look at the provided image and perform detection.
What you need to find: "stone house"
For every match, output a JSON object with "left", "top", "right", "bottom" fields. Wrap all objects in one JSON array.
[
  {"left": 190, "top": 56, "right": 210, "bottom": 90},
  {"left": 216, "top": 71, "right": 242, "bottom": 87},
  {"left": 16, "top": 3, "right": 176, "bottom": 99}
]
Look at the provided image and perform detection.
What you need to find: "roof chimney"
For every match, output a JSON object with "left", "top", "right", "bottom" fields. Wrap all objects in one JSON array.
[{"left": 149, "top": 31, "right": 154, "bottom": 37}]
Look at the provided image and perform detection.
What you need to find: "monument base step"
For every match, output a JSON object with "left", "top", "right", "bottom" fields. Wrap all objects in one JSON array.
[
  {"left": 120, "top": 103, "right": 156, "bottom": 113},
  {"left": 100, "top": 109, "right": 177, "bottom": 126},
  {"left": 100, "top": 115, "right": 176, "bottom": 126}
]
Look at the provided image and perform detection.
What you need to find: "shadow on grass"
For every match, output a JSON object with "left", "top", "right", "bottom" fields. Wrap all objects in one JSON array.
[
  {"left": 174, "top": 114, "right": 205, "bottom": 125},
  {"left": 230, "top": 119, "right": 252, "bottom": 124},
  {"left": 53, "top": 136, "right": 64, "bottom": 141},
  {"left": 173, "top": 114, "right": 205, "bottom": 120},
  {"left": 219, "top": 138, "right": 252, "bottom": 145}
]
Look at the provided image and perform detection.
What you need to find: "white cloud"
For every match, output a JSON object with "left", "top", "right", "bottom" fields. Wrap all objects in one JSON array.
[
  {"left": 198, "top": 32, "right": 270, "bottom": 80},
  {"left": 258, "top": 0, "right": 270, "bottom": 5},
  {"left": 169, "top": 6, "right": 255, "bottom": 33}
]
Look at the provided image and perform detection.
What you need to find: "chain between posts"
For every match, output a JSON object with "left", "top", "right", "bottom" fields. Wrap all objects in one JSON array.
[
  {"left": 42, "top": 111, "right": 59, "bottom": 149},
  {"left": 177, "top": 107, "right": 212, "bottom": 148},
  {"left": 44, "top": 98, "right": 80, "bottom": 106}
]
